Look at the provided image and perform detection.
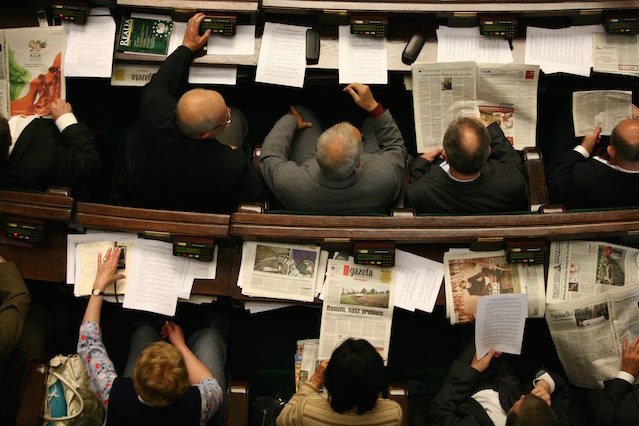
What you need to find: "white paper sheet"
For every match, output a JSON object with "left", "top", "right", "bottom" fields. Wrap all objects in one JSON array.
[
  {"left": 256, "top": 23, "right": 309, "bottom": 88},
  {"left": 475, "top": 294, "right": 528, "bottom": 358},
  {"left": 63, "top": 16, "right": 116, "bottom": 78},
  {"left": 436, "top": 27, "right": 513, "bottom": 64},
  {"left": 525, "top": 25, "right": 603, "bottom": 77},
  {"left": 66, "top": 232, "right": 138, "bottom": 284},
  {"left": 393, "top": 250, "right": 444, "bottom": 313},
  {"left": 207, "top": 25, "right": 256, "bottom": 56},
  {"left": 244, "top": 301, "right": 298, "bottom": 314},
  {"left": 180, "top": 246, "right": 219, "bottom": 299},
  {"left": 338, "top": 26, "right": 388, "bottom": 84},
  {"left": 188, "top": 66, "right": 237, "bottom": 85},
  {"left": 167, "top": 21, "right": 187, "bottom": 56}
]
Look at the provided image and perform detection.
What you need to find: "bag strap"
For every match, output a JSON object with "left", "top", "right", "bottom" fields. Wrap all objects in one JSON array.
[{"left": 41, "top": 370, "right": 85, "bottom": 422}]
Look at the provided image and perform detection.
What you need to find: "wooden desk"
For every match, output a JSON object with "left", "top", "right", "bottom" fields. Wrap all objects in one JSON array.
[{"left": 117, "top": 0, "right": 259, "bottom": 12}]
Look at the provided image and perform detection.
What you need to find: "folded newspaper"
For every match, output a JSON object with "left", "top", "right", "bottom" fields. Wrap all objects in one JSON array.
[
  {"left": 295, "top": 339, "right": 319, "bottom": 392},
  {"left": 443, "top": 250, "right": 545, "bottom": 325}
]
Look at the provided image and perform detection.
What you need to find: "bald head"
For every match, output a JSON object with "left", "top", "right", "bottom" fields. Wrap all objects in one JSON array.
[
  {"left": 316, "top": 122, "right": 363, "bottom": 181},
  {"left": 611, "top": 118, "right": 639, "bottom": 164},
  {"left": 176, "top": 89, "right": 227, "bottom": 139},
  {"left": 443, "top": 117, "right": 490, "bottom": 175}
]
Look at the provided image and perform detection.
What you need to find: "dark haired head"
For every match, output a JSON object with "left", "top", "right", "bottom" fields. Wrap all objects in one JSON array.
[
  {"left": 443, "top": 117, "right": 490, "bottom": 175},
  {"left": 0, "top": 116, "right": 9, "bottom": 161},
  {"left": 611, "top": 119, "right": 639, "bottom": 163},
  {"left": 506, "top": 394, "right": 559, "bottom": 426},
  {"left": 325, "top": 338, "right": 385, "bottom": 415}
]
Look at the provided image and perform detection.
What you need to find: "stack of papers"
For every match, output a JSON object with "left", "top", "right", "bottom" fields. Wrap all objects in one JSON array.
[
  {"left": 393, "top": 249, "right": 444, "bottom": 313},
  {"left": 436, "top": 26, "right": 513, "bottom": 64}
]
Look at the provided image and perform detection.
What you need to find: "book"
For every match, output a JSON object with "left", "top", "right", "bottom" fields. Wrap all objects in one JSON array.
[{"left": 117, "top": 17, "right": 172, "bottom": 56}]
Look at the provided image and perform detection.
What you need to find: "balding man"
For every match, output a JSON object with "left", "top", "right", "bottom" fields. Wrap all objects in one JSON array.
[
  {"left": 259, "top": 83, "right": 406, "bottom": 214},
  {"left": 406, "top": 117, "right": 528, "bottom": 214},
  {"left": 125, "top": 13, "right": 263, "bottom": 212},
  {"left": 549, "top": 115, "right": 639, "bottom": 210}
]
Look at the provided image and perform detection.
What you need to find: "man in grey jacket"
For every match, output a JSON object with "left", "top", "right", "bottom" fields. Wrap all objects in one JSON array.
[{"left": 259, "top": 83, "right": 406, "bottom": 214}]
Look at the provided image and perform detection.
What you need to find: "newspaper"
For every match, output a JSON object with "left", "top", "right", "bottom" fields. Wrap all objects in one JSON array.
[
  {"left": 547, "top": 241, "right": 639, "bottom": 304},
  {"left": 238, "top": 241, "right": 323, "bottom": 302},
  {"left": 443, "top": 250, "right": 545, "bottom": 325},
  {"left": 295, "top": 339, "right": 319, "bottom": 391},
  {"left": 318, "top": 258, "right": 395, "bottom": 363},
  {"left": 593, "top": 33, "right": 639, "bottom": 77},
  {"left": 572, "top": 90, "right": 632, "bottom": 136},
  {"left": 0, "top": 32, "right": 8, "bottom": 118},
  {"left": 475, "top": 294, "right": 528, "bottom": 358},
  {"left": 412, "top": 62, "right": 539, "bottom": 152},
  {"left": 546, "top": 286, "right": 639, "bottom": 388},
  {"left": 1, "top": 26, "right": 67, "bottom": 117}
]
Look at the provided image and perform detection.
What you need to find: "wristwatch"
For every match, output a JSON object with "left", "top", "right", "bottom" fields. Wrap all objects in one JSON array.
[{"left": 91, "top": 288, "right": 104, "bottom": 296}]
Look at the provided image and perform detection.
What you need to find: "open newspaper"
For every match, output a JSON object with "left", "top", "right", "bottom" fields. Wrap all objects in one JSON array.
[
  {"left": 238, "top": 241, "right": 327, "bottom": 302},
  {"left": 411, "top": 61, "right": 539, "bottom": 152},
  {"left": 572, "top": 90, "right": 632, "bottom": 136},
  {"left": 593, "top": 33, "right": 639, "bottom": 77},
  {"left": 0, "top": 26, "right": 67, "bottom": 118},
  {"left": 294, "top": 339, "right": 319, "bottom": 391},
  {"left": 546, "top": 241, "right": 639, "bottom": 304},
  {"left": 546, "top": 286, "right": 639, "bottom": 388},
  {"left": 444, "top": 250, "right": 545, "bottom": 325},
  {"left": 318, "top": 258, "right": 395, "bottom": 363}
]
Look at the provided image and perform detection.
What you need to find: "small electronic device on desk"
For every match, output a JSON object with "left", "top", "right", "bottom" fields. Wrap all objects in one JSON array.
[
  {"left": 604, "top": 10, "right": 639, "bottom": 34},
  {"left": 172, "top": 236, "right": 215, "bottom": 261},
  {"left": 200, "top": 15, "right": 237, "bottom": 36},
  {"left": 350, "top": 16, "right": 388, "bottom": 37},
  {"left": 353, "top": 242, "right": 395, "bottom": 267},
  {"left": 479, "top": 15, "right": 517, "bottom": 38},
  {"left": 506, "top": 240, "right": 547, "bottom": 264},
  {"left": 4, "top": 217, "right": 45, "bottom": 244},
  {"left": 50, "top": 1, "right": 89, "bottom": 24}
]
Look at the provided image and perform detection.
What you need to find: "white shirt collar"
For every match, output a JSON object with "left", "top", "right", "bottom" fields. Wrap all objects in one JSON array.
[
  {"left": 7, "top": 115, "right": 38, "bottom": 157},
  {"left": 593, "top": 156, "right": 639, "bottom": 174},
  {"left": 439, "top": 161, "right": 481, "bottom": 182}
]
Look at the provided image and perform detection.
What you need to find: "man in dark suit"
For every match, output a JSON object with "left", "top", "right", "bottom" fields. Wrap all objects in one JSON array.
[
  {"left": 548, "top": 115, "right": 639, "bottom": 210},
  {"left": 126, "top": 13, "right": 263, "bottom": 212},
  {"left": 406, "top": 117, "right": 528, "bottom": 214},
  {"left": 0, "top": 98, "right": 100, "bottom": 191},
  {"left": 593, "top": 336, "right": 639, "bottom": 426}
]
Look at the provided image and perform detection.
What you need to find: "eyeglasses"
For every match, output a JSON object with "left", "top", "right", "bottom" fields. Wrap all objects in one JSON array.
[{"left": 213, "top": 107, "right": 232, "bottom": 130}]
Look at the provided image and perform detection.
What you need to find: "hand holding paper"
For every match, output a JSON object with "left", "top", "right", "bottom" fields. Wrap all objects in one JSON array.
[{"left": 475, "top": 293, "right": 528, "bottom": 358}]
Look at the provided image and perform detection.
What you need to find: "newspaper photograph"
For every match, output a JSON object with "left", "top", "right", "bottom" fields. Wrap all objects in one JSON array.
[
  {"left": 318, "top": 258, "right": 395, "bottom": 363},
  {"left": 239, "top": 241, "right": 322, "bottom": 302},
  {"left": 546, "top": 241, "right": 639, "bottom": 304},
  {"left": 478, "top": 103, "right": 515, "bottom": 144},
  {"left": 572, "top": 90, "right": 632, "bottom": 136},
  {"left": 477, "top": 64, "right": 539, "bottom": 150},
  {"left": 2, "top": 27, "right": 67, "bottom": 117},
  {"left": 444, "top": 250, "right": 545, "bottom": 325},
  {"left": 593, "top": 33, "right": 639, "bottom": 77}
]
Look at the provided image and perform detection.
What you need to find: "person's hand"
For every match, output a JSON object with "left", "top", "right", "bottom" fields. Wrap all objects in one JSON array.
[
  {"left": 632, "top": 104, "right": 639, "bottom": 119},
  {"left": 0, "top": 255, "right": 5, "bottom": 263},
  {"left": 309, "top": 360, "right": 328, "bottom": 388},
  {"left": 289, "top": 106, "right": 312, "bottom": 130},
  {"left": 421, "top": 147, "right": 444, "bottom": 163},
  {"left": 50, "top": 98, "right": 72, "bottom": 121},
  {"left": 531, "top": 380, "right": 552, "bottom": 406},
  {"left": 93, "top": 247, "right": 125, "bottom": 293},
  {"left": 581, "top": 126, "right": 602, "bottom": 154},
  {"left": 344, "top": 83, "right": 379, "bottom": 112},
  {"left": 182, "top": 13, "right": 210, "bottom": 52},
  {"left": 620, "top": 336, "right": 639, "bottom": 377},
  {"left": 162, "top": 320, "right": 187, "bottom": 350},
  {"left": 470, "top": 350, "right": 500, "bottom": 373}
]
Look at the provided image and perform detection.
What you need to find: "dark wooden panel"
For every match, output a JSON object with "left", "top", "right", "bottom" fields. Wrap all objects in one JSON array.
[{"left": 0, "top": 189, "right": 73, "bottom": 222}]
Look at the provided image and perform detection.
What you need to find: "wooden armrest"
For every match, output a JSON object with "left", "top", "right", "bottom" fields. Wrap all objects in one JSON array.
[
  {"left": 523, "top": 147, "right": 549, "bottom": 213},
  {"left": 388, "top": 383, "right": 409, "bottom": 426},
  {"left": 15, "top": 359, "right": 48, "bottom": 426},
  {"left": 226, "top": 380, "right": 249, "bottom": 426}
]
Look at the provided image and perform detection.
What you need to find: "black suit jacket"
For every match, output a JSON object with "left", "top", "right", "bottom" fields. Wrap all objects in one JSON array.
[
  {"left": 428, "top": 361, "right": 571, "bottom": 426},
  {"left": 406, "top": 123, "right": 528, "bottom": 214},
  {"left": 593, "top": 377, "right": 639, "bottom": 426},
  {"left": 127, "top": 45, "right": 263, "bottom": 213},
  {"left": 548, "top": 150, "right": 639, "bottom": 210},
  {"left": 0, "top": 118, "right": 99, "bottom": 191}
]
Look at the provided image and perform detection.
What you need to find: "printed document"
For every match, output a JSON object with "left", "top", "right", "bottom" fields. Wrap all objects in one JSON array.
[
  {"left": 436, "top": 26, "right": 513, "bottom": 64},
  {"left": 67, "top": 232, "right": 138, "bottom": 285},
  {"left": 207, "top": 25, "right": 256, "bottom": 56},
  {"left": 111, "top": 63, "right": 159, "bottom": 87},
  {"left": 63, "top": 15, "right": 116, "bottom": 78},
  {"left": 74, "top": 239, "right": 136, "bottom": 296},
  {"left": 572, "top": 90, "right": 632, "bottom": 136},
  {"left": 475, "top": 294, "right": 528, "bottom": 358},
  {"left": 593, "top": 33, "right": 639, "bottom": 77},
  {"left": 188, "top": 66, "right": 237, "bottom": 85},
  {"left": 256, "top": 23, "right": 309, "bottom": 88},
  {"left": 338, "top": 26, "right": 388, "bottom": 84},
  {"left": 393, "top": 249, "right": 444, "bottom": 313}
]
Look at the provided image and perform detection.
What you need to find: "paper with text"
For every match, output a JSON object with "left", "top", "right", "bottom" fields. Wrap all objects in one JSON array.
[
  {"left": 593, "top": 33, "right": 639, "bottom": 77},
  {"left": 475, "top": 294, "right": 528, "bottom": 358},
  {"left": 572, "top": 90, "right": 632, "bottom": 136},
  {"left": 338, "top": 26, "right": 388, "bottom": 84},
  {"left": 180, "top": 246, "right": 218, "bottom": 299},
  {"left": 67, "top": 232, "right": 138, "bottom": 284},
  {"left": 74, "top": 240, "right": 135, "bottom": 297},
  {"left": 207, "top": 25, "right": 255, "bottom": 56},
  {"left": 63, "top": 16, "right": 116, "bottom": 78},
  {"left": 256, "top": 23, "right": 309, "bottom": 88},
  {"left": 436, "top": 27, "right": 513, "bottom": 64},
  {"left": 393, "top": 249, "right": 444, "bottom": 313},
  {"left": 188, "top": 66, "right": 237, "bottom": 85}
]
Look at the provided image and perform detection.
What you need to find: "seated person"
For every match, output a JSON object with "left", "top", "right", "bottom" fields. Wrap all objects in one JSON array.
[
  {"left": 259, "top": 83, "right": 406, "bottom": 214},
  {"left": 428, "top": 340, "right": 569, "bottom": 426},
  {"left": 126, "top": 13, "right": 263, "bottom": 212},
  {"left": 592, "top": 336, "right": 639, "bottom": 426},
  {"left": 548, "top": 115, "right": 639, "bottom": 210},
  {"left": 277, "top": 338, "right": 403, "bottom": 425},
  {"left": 406, "top": 117, "right": 528, "bottom": 214},
  {"left": 77, "top": 248, "right": 223, "bottom": 425},
  {"left": 0, "top": 98, "right": 100, "bottom": 191}
]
